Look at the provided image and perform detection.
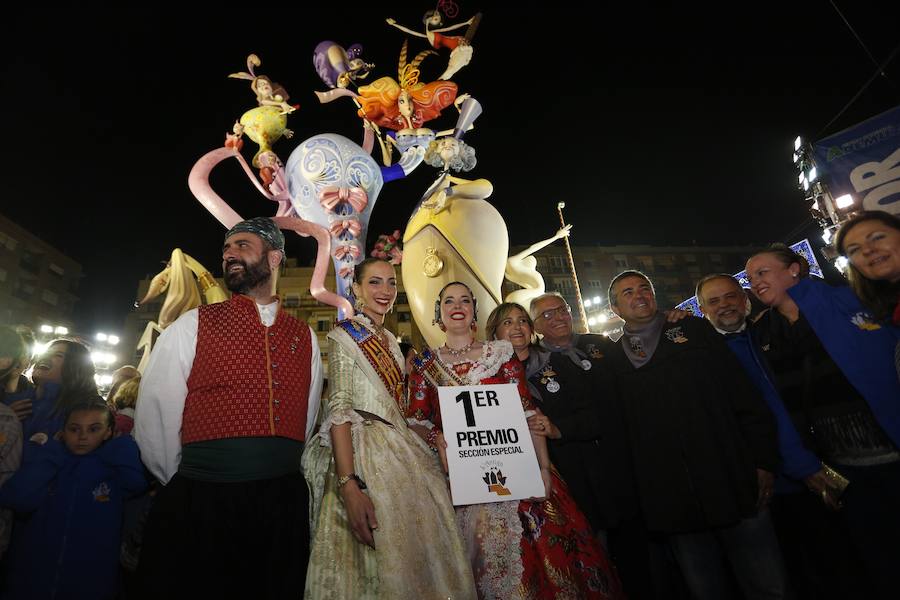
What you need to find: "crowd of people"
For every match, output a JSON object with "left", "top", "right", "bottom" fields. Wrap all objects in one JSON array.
[{"left": 0, "top": 210, "right": 897, "bottom": 599}]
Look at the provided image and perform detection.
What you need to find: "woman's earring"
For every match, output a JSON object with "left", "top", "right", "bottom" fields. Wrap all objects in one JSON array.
[{"left": 354, "top": 297, "right": 366, "bottom": 311}]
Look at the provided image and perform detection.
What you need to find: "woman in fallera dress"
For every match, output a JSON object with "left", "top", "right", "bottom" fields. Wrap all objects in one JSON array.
[
  {"left": 302, "top": 259, "right": 476, "bottom": 600},
  {"left": 407, "top": 282, "right": 625, "bottom": 600}
]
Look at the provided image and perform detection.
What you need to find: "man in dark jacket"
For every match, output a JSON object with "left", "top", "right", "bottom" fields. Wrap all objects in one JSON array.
[
  {"left": 608, "top": 270, "right": 786, "bottom": 600},
  {"left": 527, "top": 292, "right": 653, "bottom": 599}
]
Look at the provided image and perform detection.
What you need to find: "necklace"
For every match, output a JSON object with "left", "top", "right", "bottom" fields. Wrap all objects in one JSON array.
[
  {"left": 358, "top": 313, "right": 387, "bottom": 341},
  {"left": 442, "top": 339, "right": 475, "bottom": 357}
]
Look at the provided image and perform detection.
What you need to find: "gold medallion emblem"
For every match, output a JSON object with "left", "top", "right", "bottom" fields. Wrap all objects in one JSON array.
[{"left": 423, "top": 247, "right": 443, "bottom": 278}]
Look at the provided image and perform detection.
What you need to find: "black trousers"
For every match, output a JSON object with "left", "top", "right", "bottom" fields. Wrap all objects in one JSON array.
[
  {"left": 135, "top": 472, "right": 309, "bottom": 600},
  {"left": 769, "top": 489, "right": 869, "bottom": 600}
]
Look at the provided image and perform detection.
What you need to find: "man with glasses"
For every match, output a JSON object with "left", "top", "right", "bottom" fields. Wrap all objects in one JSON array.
[
  {"left": 608, "top": 270, "right": 785, "bottom": 600},
  {"left": 525, "top": 292, "right": 652, "bottom": 598}
]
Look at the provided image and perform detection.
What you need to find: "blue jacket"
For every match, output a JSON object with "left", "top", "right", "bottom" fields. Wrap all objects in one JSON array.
[
  {"left": 724, "top": 329, "right": 821, "bottom": 491},
  {"left": 0, "top": 436, "right": 147, "bottom": 599},
  {"left": 2, "top": 382, "right": 65, "bottom": 450},
  {"left": 789, "top": 278, "right": 900, "bottom": 449}
]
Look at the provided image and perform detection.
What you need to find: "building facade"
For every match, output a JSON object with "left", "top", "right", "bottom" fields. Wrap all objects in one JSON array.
[
  {"left": 506, "top": 242, "right": 757, "bottom": 335},
  {"left": 0, "top": 212, "right": 82, "bottom": 330}
]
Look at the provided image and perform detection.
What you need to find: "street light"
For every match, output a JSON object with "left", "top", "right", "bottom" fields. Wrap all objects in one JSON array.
[
  {"left": 40, "top": 325, "right": 53, "bottom": 333},
  {"left": 835, "top": 194, "right": 854, "bottom": 209},
  {"left": 108, "top": 335, "right": 120, "bottom": 345},
  {"left": 91, "top": 352, "right": 118, "bottom": 366},
  {"left": 592, "top": 296, "right": 601, "bottom": 304},
  {"left": 54, "top": 326, "right": 68, "bottom": 335},
  {"left": 96, "top": 333, "right": 108, "bottom": 342}
]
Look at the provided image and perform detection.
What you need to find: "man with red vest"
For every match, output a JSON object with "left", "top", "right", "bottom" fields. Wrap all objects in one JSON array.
[{"left": 134, "top": 217, "right": 323, "bottom": 599}]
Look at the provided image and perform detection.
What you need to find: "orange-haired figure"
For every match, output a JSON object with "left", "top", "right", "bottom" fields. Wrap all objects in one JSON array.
[{"left": 356, "top": 42, "right": 457, "bottom": 135}]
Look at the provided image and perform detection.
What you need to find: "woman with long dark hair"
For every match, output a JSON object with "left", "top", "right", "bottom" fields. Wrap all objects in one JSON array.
[{"left": 6, "top": 338, "right": 96, "bottom": 445}]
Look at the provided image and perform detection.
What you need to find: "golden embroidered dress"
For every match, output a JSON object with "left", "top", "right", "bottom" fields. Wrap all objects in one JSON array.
[
  {"left": 302, "top": 315, "right": 476, "bottom": 599},
  {"left": 408, "top": 340, "right": 624, "bottom": 600}
]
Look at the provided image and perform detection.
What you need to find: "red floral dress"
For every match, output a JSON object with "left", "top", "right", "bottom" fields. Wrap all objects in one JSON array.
[{"left": 407, "top": 341, "right": 625, "bottom": 600}]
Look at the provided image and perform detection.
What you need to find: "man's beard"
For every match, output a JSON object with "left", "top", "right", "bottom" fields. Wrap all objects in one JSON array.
[{"left": 224, "top": 256, "right": 271, "bottom": 293}]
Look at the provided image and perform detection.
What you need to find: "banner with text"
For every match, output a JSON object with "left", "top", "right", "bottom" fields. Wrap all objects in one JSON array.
[
  {"left": 438, "top": 383, "right": 544, "bottom": 506},
  {"left": 813, "top": 105, "right": 900, "bottom": 215}
]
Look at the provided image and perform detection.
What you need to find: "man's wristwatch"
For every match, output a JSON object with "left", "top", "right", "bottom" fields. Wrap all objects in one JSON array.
[{"left": 337, "top": 473, "right": 367, "bottom": 490}]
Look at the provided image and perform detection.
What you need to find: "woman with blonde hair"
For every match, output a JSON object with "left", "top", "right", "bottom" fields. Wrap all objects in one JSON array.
[{"left": 112, "top": 376, "right": 141, "bottom": 437}]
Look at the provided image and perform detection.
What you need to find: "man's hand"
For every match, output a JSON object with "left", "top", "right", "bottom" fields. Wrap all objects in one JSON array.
[
  {"left": 9, "top": 399, "right": 32, "bottom": 421},
  {"left": 663, "top": 308, "right": 691, "bottom": 322},
  {"left": 408, "top": 423, "right": 430, "bottom": 441},
  {"left": 756, "top": 469, "right": 775, "bottom": 509},
  {"left": 527, "top": 414, "right": 561, "bottom": 440},
  {"left": 339, "top": 482, "right": 378, "bottom": 548}
]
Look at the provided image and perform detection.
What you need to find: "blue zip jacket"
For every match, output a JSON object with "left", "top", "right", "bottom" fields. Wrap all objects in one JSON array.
[
  {"left": 724, "top": 329, "right": 821, "bottom": 491},
  {"left": 0, "top": 435, "right": 147, "bottom": 599},
  {"left": 789, "top": 278, "right": 900, "bottom": 449},
  {"left": 2, "top": 382, "right": 65, "bottom": 450}
]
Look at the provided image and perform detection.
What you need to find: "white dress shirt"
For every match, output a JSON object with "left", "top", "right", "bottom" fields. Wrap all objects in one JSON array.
[{"left": 134, "top": 300, "right": 323, "bottom": 484}]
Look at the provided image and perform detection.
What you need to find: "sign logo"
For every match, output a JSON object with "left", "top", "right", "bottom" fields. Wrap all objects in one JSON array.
[
  {"left": 665, "top": 327, "right": 689, "bottom": 343},
  {"left": 92, "top": 482, "right": 111, "bottom": 502},
  {"left": 628, "top": 335, "right": 646, "bottom": 358},
  {"left": 587, "top": 344, "right": 605, "bottom": 359},
  {"left": 481, "top": 460, "right": 511, "bottom": 496},
  {"left": 851, "top": 312, "right": 882, "bottom": 331}
]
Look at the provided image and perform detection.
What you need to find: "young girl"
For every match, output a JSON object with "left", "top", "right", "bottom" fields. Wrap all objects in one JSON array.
[{"left": 0, "top": 395, "right": 146, "bottom": 599}]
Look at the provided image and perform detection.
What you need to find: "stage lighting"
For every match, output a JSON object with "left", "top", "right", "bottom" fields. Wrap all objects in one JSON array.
[{"left": 835, "top": 194, "right": 854, "bottom": 209}]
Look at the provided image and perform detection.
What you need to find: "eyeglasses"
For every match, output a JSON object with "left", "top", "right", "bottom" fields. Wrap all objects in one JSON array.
[{"left": 537, "top": 304, "right": 572, "bottom": 321}]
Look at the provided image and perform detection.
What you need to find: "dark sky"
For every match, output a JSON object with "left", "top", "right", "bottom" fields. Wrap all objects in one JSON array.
[{"left": 1, "top": 2, "right": 897, "bottom": 334}]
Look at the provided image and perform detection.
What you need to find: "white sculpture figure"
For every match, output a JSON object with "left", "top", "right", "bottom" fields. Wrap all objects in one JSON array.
[{"left": 504, "top": 225, "right": 572, "bottom": 309}]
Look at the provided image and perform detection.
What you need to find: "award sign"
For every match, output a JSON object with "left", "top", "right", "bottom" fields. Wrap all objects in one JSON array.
[{"left": 438, "top": 383, "right": 544, "bottom": 505}]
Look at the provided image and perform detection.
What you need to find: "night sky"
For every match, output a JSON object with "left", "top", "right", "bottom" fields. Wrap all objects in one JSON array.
[{"left": 1, "top": 2, "right": 897, "bottom": 334}]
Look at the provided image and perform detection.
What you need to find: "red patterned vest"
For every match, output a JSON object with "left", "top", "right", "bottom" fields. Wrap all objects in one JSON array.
[{"left": 182, "top": 294, "right": 313, "bottom": 444}]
